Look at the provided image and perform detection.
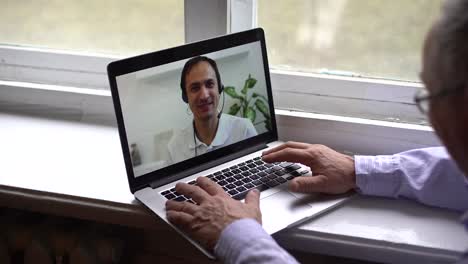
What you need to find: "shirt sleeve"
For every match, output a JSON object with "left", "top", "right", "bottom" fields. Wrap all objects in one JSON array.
[
  {"left": 214, "top": 219, "right": 299, "bottom": 264},
  {"left": 355, "top": 147, "right": 468, "bottom": 212}
]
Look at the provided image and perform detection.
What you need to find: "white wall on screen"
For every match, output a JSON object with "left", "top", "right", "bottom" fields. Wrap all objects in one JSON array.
[{"left": 118, "top": 70, "right": 188, "bottom": 168}]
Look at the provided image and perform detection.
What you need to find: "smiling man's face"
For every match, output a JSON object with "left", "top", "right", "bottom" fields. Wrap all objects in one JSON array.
[{"left": 185, "top": 61, "right": 220, "bottom": 122}]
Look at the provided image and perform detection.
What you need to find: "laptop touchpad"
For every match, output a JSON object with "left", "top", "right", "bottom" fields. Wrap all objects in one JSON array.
[{"left": 260, "top": 190, "right": 313, "bottom": 234}]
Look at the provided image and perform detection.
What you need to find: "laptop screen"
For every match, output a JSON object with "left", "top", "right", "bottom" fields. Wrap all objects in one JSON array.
[
  {"left": 109, "top": 28, "right": 276, "bottom": 191},
  {"left": 114, "top": 40, "right": 273, "bottom": 178}
]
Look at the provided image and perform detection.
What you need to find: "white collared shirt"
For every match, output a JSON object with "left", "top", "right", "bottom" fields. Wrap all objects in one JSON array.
[{"left": 167, "top": 114, "right": 257, "bottom": 164}]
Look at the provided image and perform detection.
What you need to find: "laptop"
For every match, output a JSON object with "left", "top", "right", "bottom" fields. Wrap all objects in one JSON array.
[{"left": 107, "top": 28, "right": 349, "bottom": 258}]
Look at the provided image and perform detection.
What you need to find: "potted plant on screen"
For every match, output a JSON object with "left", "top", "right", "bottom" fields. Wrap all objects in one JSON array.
[{"left": 224, "top": 74, "right": 272, "bottom": 132}]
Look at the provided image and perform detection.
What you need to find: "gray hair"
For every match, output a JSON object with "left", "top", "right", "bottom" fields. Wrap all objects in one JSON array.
[{"left": 433, "top": 0, "right": 468, "bottom": 88}]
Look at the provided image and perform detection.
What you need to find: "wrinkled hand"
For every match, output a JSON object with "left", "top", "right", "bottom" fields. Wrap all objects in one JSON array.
[
  {"left": 165, "top": 176, "right": 261, "bottom": 250},
  {"left": 262, "top": 142, "right": 356, "bottom": 194}
]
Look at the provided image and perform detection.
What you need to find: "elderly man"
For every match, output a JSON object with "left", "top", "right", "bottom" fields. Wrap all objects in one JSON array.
[{"left": 165, "top": 0, "right": 468, "bottom": 263}]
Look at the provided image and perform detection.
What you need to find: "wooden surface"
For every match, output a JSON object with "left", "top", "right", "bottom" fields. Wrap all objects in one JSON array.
[
  {"left": 0, "top": 207, "right": 218, "bottom": 264},
  {"left": 1, "top": 207, "right": 379, "bottom": 264}
]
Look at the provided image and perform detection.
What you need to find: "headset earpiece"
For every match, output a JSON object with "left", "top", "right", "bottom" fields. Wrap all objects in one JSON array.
[{"left": 219, "top": 85, "right": 224, "bottom": 94}]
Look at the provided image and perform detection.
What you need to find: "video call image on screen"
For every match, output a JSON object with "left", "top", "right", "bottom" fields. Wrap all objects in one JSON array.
[{"left": 116, "top": 42, "right": 272, "bottom": 177}]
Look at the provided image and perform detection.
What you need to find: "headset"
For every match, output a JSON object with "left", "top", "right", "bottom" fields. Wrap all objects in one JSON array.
[{"left": 180, "top": 56, "right": 225, "bottom": 157}]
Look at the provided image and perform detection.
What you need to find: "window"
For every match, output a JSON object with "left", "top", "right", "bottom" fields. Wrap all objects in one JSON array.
[
  {"left": 1, "top": 0, "right": 184, "bottom": 56},
  {"left": 257, "top": 0, "right": 442, "bottom": 82},
  {"left": 0, "top": 0, "right": 184, "bottom": 90},
  {"left": 0, "top": 0, "right": 438, "bottom": 126},
  {"left": 0, "top": 0, "right": 438, "bottom": 155},
  {"left": 253, "top": 0, "right": 445, "bottom": 124}
]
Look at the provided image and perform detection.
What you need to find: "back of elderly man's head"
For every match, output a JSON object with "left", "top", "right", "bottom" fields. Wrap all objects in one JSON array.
[
  {"left": 425, "top": 0, "right": 468, "bottom": 176},
  {"left": 432, "top": 0, "right": 468, "bottom": 89}
]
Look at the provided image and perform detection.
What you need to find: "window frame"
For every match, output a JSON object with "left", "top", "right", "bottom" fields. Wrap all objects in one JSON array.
[{"left": 0, "top": 0, "right": 440, "bottom": 154}]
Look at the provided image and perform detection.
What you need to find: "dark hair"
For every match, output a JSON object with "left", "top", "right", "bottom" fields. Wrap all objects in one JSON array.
[
  {"left": 180, "top": 56, "right": 223, "bottom": 103},
  {"left": 433, "top": 0, "right": 468, "bottom": 89}
]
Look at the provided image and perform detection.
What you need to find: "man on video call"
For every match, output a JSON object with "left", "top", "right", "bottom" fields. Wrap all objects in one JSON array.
[
  {"left": 167, "top": 56, "right": 257, "bottom": 164},
  {"left": 166, "top": 0, "right": 468, "bottom": 263}
]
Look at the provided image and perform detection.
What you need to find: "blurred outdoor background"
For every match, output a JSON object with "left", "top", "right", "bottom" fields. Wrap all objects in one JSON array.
[
  {"left": 258, "top": 0, "right": 442, "bottom": 81},
  {"left": 1, "top": 0, "right": 442, "bottom": 82}
]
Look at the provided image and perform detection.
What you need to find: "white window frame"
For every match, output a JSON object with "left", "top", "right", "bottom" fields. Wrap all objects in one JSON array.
[{"left": 0, "top": 0, "right": 440, "bottom": 154}]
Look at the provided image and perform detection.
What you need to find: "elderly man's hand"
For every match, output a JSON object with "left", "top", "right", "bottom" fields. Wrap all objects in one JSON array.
[
  {"left": 262, "top": 142, "right": 356, "bottom": 194},
  {"left": 165, "top": 176, "right": 261, "bottom": 251}
]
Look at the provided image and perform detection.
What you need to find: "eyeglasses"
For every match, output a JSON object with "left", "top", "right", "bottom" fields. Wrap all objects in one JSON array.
[{"left": 414, "top": 85, "right": 465, "bottom": 114}]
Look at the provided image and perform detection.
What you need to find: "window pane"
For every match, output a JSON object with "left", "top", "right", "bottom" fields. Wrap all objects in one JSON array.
[
  {"left": 258, "top": 0, "right": 442, "bottom": 82},
  {"left": 1, "top": 0, "right": 184, "bottom": 56}
]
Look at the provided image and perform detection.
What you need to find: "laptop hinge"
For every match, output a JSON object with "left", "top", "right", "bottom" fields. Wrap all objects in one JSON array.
[{"left": 148, "top": 143, "right": 268, "bottom": 189}]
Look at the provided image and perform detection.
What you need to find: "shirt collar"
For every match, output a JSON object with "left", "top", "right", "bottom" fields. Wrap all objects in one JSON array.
[
  {"left": 188, "top": 123, "right": 204, "bottom": 150},
  {"left": 210, "top": 114, "right": 229, "bottom": 147},
  {"left": 188, "top": 114, "right": 228, "bottom": 149},
  {"left": 189, "top": 133, "right": 205, "bottom": 150}
]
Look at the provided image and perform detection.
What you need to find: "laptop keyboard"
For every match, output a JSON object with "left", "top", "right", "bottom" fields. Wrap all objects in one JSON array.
[{"left": 160, "top": 156, "right": 309, "bottom": 202}]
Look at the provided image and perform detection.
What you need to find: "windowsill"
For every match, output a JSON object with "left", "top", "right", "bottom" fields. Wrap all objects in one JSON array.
[
  {"left": 0, "top": 80, "right": 115, "bottom": 125},
  {"left": 1, "top": 80, "right": 441, "bottom": 156},
  {"left": 277, "top": 108, "right": 432, "bottom": 132},
  {"left": 275, "top": 109, "right": 439, "bottom": 155}
]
